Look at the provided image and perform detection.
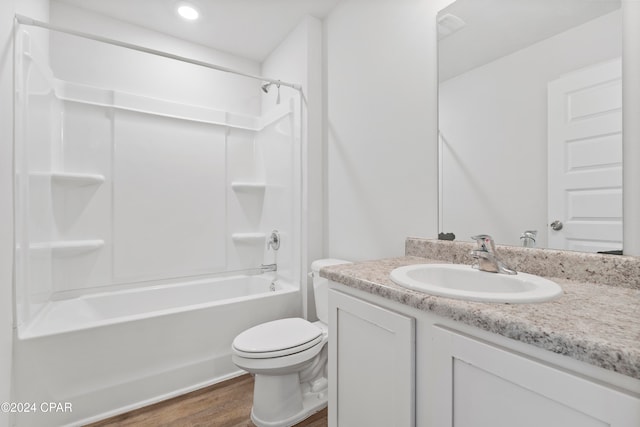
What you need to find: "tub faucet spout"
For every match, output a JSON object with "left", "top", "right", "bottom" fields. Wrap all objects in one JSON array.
[
  {"left": 260, "top": 263, "right": 277, "bottom": 273},
  {"left": 470, "top": 234, "right": 517, "bottom": 275}
]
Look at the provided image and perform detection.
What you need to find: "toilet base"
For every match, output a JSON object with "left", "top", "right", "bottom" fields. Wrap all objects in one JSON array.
[
  {"left": 251, "top": 386, "right": 327, "bottom": 427},
  {"left": 250, "top": 374, "right": 328, "bottom": 427}
]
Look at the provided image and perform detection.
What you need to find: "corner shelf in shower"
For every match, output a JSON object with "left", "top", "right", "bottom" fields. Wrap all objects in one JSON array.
[
  {"left": 52, "top": 172, "right": 105, "bottom": 186},
  {"left": 29, "top": 239, "right": 105, "bottom": 256},
  {"left": 31, "top": 172, "right": 105, "bottom": 187},
  {"left": 231, "top": 182, "right": 266, "bottom": 193},
  {"left": 231, "top": 233, "right": 266, "bottom": 244}
]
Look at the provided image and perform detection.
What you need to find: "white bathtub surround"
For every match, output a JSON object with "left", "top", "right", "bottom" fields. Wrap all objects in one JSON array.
[
  {"left": 13, "top": 275, "right": 299, "bottom": 426},
  {"left": 12, "top": 9, "right": 305, "bottom": 427},
  {"left": 14, "top": 28, "right": 300, "bottom": 325},
  {"left": 260, "top": 15, "right": 322, "bottom": 320},
  {"left": 2, "top": 4, "right": 50, "bottom": 426},
  {"left": 19, "top": 275, "right": 294, "bottom": 339}
]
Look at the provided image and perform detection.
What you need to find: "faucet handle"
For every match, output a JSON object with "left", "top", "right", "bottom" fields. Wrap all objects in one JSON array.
[
  {"left": 267, "top": 230, "right": 280, "bottom": 251},
  {"left": 471, "top": 234, "right": 496, "bottom": 253}
]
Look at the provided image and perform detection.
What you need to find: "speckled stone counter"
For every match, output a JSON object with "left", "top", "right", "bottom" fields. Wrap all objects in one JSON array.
[
  {"left": 320, "top": 239, "right": 640, "bottom": 380},
  {"left": 406, "top": 238, "right": 640, "bottom": 290}
]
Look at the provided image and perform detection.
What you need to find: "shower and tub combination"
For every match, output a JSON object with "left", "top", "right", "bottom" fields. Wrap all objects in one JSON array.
[{"left": 12, "top": 16, "right": 305, "bottom": 426}]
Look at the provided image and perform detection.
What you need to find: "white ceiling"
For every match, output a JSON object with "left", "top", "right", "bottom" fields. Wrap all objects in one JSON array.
[
  {"left": 55, "top": 0, "right": 621, "bottom": 73},
  {"left": 438, "top": 0, "right": 621, "bottom": 82},
  {"left": 56, "top": 0, "right": 343, "bottom": 62}
]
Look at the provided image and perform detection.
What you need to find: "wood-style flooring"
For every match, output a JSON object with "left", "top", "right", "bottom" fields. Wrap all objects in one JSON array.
[{"left": 86, "top": 374, "right": 327, "bottom": 427}]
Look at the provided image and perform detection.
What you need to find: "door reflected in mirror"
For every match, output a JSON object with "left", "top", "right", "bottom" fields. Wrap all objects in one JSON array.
[{"left": 437, "top": 0, "right": 622, "bottom": 253}]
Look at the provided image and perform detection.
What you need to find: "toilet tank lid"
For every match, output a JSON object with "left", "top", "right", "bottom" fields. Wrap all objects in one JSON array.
[{"left": 311, "top": 259, "right": 351, "bottom": 273}]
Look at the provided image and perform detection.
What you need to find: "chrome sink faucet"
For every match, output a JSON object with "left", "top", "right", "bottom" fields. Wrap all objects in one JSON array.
[{"left": 470, "top": 234, "right": 517, "bottom": 275}]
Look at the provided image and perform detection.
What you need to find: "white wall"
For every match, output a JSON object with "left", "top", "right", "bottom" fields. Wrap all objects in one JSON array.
[
  {"left": 50, "top": 1, "right": 261, "bottom": 115},
  {"left": 261, "top": 16, "right": 323, "bottom": 318},
  {"left": 325, "top": 0, "right": 441, "bottom": 261},
  {"left": 1, "top": 2, "right": 48, "bottom": 426},
  {"left": 439, "top": 10, "right": 621, "bottom": 247}
]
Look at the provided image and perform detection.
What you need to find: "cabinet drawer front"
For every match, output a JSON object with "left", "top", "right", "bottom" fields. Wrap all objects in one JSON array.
[{"left": 432, "top": 326, "right": 640, "bottom": 427}]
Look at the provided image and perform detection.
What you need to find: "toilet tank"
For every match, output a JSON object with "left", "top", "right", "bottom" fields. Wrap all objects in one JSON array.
[{"left": 311, "top": 259, "right": 351, "bottom": 324}]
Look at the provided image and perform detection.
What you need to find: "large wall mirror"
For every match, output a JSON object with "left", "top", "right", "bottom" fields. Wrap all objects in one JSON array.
[{"left": 438, "top": 0, "right": 622, "bottom": 253}]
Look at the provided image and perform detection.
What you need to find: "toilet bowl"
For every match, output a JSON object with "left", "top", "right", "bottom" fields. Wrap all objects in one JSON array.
[
  {"left": 232, "top": 318, "right": 328, "bottom": 427},
  {"left": 231, "top": 259, "right": 350, "bottom": 427}
]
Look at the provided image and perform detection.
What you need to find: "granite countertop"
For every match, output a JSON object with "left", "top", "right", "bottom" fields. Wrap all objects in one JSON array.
[{"left": 321, "top": 255, "right": 640, "bottom": 380}]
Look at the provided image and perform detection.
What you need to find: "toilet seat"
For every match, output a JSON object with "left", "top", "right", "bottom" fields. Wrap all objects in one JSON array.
[{"left": 232, "top": 318, "right": 323, "bottom": 359}]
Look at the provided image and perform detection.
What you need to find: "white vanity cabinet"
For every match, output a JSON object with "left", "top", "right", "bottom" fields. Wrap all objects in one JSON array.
[
  {"left": 328, "top": 289, "right": 415, "bottom": 427},
  {"left": 328, "top": 284, "right": 640, "bottom": 427},
  {"left": 431, "top": 326, "right": 640, "bottom": 427}
]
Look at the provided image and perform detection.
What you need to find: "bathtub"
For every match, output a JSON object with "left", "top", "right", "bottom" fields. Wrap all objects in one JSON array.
[{"left": 12, "top": 274, "right": 300, "bottom": 427}]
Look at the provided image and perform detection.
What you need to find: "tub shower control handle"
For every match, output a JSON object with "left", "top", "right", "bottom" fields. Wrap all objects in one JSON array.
[{"left": 268, "top": 230, "right": 280, "bottom": 251}]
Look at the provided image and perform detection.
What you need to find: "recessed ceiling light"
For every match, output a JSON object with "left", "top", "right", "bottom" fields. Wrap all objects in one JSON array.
[{"left": 177, "top": 4, "right": 199, "bottom": 20}]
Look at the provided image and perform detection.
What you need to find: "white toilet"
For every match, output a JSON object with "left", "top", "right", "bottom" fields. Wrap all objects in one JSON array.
[{"left": 232, "top": 259, "right": 350, "bottom": 427}]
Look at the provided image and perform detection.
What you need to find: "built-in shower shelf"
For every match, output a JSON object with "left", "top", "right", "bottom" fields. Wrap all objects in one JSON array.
[
  {"left": 231, "top": 182, "right": 266, "bottom": 193},
  {"left": 31, "top": 172, "right": 105, "bottom": 186},
  {"left": 51, "top": 172, "right": 105, "bottom": 186},
  {"left": 30, "top": 239, "right": 105, "bottom": 256},
  {"left": 231, "top": 233, "right": 266, "bottom": 244}
]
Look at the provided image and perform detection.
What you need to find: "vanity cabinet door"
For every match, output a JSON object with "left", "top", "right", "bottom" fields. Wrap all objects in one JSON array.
[
  {"left": 329, "top": 289, "right": 415, "bottom": 427},
  {"left": 431, "top": 325, "right": 640, "bottom": 427}
]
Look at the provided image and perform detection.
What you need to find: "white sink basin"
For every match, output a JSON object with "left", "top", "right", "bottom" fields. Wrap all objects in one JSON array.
[{"left": 390, "top": 264, "right": 562, "bottom": 303}]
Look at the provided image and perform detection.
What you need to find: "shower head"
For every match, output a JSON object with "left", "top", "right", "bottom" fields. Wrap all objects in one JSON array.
[{"left": 261, "top": 81, "right": 281, "bottom": 104}]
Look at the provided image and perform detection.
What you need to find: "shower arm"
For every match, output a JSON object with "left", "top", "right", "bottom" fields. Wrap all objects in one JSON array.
[{"left": 14, "top": 14, "right": 302, "bottom": 92}]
